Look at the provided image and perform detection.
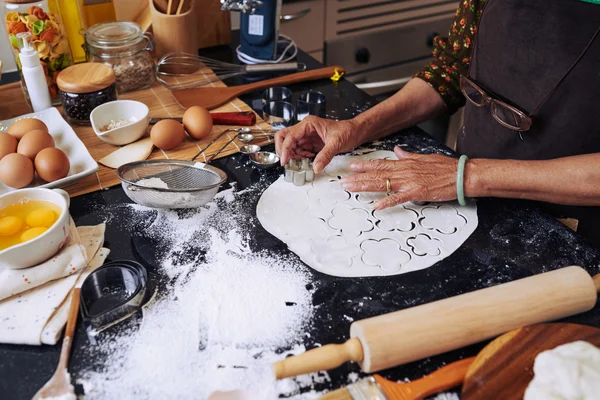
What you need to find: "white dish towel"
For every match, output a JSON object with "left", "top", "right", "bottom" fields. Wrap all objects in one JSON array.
[{"left": 0, "top": 223, "right": 109, "bottom": 345}]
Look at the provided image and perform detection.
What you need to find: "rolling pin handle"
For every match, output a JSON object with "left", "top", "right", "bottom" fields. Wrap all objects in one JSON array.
[
  {"left": 272, "top": 337, "right": 364, "bottom": 380},
  {"left": 593, "top": 274, "right": 600, "bottom": 293}
]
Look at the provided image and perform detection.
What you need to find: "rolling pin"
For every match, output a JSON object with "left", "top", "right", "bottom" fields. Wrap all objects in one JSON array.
[{"left": 273, "top": 266, "right": 600, "bottom": 379}]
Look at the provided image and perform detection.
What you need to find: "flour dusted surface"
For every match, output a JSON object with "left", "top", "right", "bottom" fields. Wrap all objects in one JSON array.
[{"left": 78, "top": 187, "right": 324, "bottom": 399}]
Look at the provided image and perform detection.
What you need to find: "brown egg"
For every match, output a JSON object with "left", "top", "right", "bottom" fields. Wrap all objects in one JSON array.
[
  {"left": 17, "top": 129, "right": 55, "bottom": 160},
  {"left": 183, "top": 106, "right": 213, "bottom": 140},
  {"left": 0, "top": 153, "right": 35, "bottom": 188},
  {"left": 7, "top": 118, "right": 48, "bottom": 140},
  {"left": 0, "top": 133, "right": 18, "bottom": 160},
  {"left": 150, "top": 119, "right": 185, "bottom": 150},
  {"left": 35, "top": 148, "right": 70, "bottom": 182}
]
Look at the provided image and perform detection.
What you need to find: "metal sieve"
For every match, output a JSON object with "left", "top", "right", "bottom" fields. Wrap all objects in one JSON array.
[{"left": 117, "top": 160, "right": 227, "bottom": 209}]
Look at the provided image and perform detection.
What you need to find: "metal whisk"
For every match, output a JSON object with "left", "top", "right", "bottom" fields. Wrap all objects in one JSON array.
[{"left": 156, "top": 52, "right": 306, "bottom": 90}]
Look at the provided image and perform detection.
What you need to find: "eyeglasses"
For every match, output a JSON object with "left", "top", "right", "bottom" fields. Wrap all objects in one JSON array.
[
  {"left": 460, "top": 76, "right": 532, "bottom": 131},
  {"left": 460, "top": 75, "right": 532, "bottom": 132},
  {"left": 460, "top": 26, "right": 599, "bottom": 135}
]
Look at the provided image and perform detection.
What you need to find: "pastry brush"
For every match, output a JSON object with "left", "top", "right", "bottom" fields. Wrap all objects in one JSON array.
[{"left": 319, "top": 357, "right": 474, "bottom": 400}]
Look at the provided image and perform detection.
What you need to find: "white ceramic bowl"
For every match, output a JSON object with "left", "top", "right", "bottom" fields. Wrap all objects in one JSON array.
[
  {"left": 91, "top": 100, "right": 150, "bottom": 146},
  {"left": 0, "top": 188, "right": 71, "bottom": 270}
]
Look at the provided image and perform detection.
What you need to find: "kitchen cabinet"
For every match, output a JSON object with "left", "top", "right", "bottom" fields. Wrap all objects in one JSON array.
[{"left": 280, "top": 0, "right": 325, "bottom": 54}]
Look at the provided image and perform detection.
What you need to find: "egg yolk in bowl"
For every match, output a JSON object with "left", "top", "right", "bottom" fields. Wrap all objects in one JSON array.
[{"left": 0, "top": 200, "right": 61, "bottom": 251}]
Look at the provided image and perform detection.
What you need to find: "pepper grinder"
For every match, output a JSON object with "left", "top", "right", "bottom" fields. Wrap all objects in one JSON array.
[{"left": 16, "top": 32, "right": 52, "bottom": 112}]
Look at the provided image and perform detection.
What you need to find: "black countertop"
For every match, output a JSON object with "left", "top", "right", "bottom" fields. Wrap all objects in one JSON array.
[{"left": 1, "top": 48, "right": 600, "bottom": 400}]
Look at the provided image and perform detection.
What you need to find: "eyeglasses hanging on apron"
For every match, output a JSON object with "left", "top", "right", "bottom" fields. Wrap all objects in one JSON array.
[{"left": 460, "top": 26, "right": 600, "bottom": 140}]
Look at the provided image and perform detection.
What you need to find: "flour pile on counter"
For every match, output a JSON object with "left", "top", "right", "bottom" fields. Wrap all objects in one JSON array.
[{"left": 78, "top": 187, "right": 324, "bottom": 399}]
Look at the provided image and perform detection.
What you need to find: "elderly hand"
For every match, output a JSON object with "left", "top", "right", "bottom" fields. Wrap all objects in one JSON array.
[
  {"left": 340, "top": 147, "right": 460, "bottom": 210},
  {"left": 275, "top": 116, "right": 362, "bottom": 173}
]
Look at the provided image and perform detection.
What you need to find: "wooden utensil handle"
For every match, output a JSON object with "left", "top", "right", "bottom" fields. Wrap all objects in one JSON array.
[
  {"left": 593, "top": 273, "right": 600, "bottom": 291},
  {"left": 374, "top": 356, "right": 476, "bottom": 399},
  {"left": 65, "top": 288, "right": 81, "bottom": 339},
  {"left": 58, "top": 288, "right": 81, "bottom": 370},
  {"left": 351, "top": 266, "right": 598, "bottom": 373},
  {"left": 211, "top": 112, "right": 256, "bottom": 126},
  {"left": 242, "top": 66, "right": 344, "bottom": 93},
  {"left": 273, "top": 337, "right": 363, "bottom": 380}
]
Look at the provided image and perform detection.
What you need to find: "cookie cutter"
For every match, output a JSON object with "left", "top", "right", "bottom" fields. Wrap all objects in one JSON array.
[
  {"left": 80, "top": 260, "right": 155, "bottom": 343},
  {"left": 284, "top": 158, "right": 314, "bottom": 186}
]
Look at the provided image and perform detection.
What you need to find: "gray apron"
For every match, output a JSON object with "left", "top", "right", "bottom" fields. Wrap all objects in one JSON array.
[{"left": 458, "top": 0, "right": 600, "bottom": 245}]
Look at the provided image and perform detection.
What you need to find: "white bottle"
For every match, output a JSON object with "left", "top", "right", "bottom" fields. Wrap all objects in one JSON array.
[{"left": 16, "top": 32, "right": 52, "bottom": 112}]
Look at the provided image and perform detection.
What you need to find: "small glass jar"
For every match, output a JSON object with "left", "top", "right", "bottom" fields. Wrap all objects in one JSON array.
[
  {"left": 1, "top": 0, "right": 73, "bottom": 105},
  {"left": 56, "top": 62, "right": 117, "bottom": 125},
  {"left": 84, "top": 21, "right": 155, "bottom": 93}
]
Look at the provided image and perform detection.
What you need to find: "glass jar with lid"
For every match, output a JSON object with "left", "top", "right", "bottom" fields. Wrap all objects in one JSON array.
[
  {"left": 57, "top": 62, "right": 117, "bottom": 125},
  {"left": 1, "top": 0, "right": 73, "bottom": 104},
  {"left": 84, "top": 21, "right": 155, "bottom": 93}
]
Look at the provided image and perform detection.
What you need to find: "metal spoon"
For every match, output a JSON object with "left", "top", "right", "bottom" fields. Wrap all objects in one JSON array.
[
  {"left": 238, "top": 131, "right": 276, "bottom": 144},
  {"left": 240, "top": 144, "right": 261, "bottom": 154}
]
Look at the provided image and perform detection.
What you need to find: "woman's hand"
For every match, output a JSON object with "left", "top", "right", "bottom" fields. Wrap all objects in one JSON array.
[
  {"left": 275, "top": 116, "right": 362, "bottom": 173},
  {"left": 340, "top": 147, "right": 459, "bottom": 210}
]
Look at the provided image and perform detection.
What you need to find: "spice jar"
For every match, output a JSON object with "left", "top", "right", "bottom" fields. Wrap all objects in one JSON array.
[
  {"left": 84, "top": 21, "right": 155, "bottom": 93},
  {"left": 1, "top": 0, "right": 73, "bottom": 105},
  {"left": 57, "top": 62, "right": 117, "bottom": 125}
]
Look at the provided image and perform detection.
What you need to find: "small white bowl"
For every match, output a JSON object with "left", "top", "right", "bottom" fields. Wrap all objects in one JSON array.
[
  {"left": 0, "top": 188, "right": 71, "bottom": 270},
  {"left": 91, "top": 100, "right": 150, "bottom": 146}
]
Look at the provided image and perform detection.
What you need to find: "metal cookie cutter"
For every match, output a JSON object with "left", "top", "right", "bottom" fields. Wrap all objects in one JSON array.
[
  {"left": 284, "top": 158, "right": 314, "bottom": 186},
  {"left": 80, "top": 260, "right": 156, "bottom": 343}
]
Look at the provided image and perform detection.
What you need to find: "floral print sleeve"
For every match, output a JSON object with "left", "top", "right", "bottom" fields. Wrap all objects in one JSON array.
[{"left": 415, "top": 0, "right": 488, "bottom": 115}]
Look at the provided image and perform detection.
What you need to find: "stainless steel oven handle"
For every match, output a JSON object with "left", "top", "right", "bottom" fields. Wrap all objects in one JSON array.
[
  {"left": 281, "top": 9, "right": 311, "bottom": 22},
  {"left": 355, "top": 76, "right": 413, "bottom": 90}
]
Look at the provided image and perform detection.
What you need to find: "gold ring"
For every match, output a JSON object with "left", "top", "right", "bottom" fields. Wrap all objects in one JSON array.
[{"left": 385, "top": 178, "right": 392, "bottom": 193}]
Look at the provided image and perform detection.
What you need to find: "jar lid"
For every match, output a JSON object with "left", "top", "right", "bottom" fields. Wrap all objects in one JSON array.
[
  {"left": 57, "top": 63, "right": 116, "bottom": 94},
  {"left": 85, "top": 21, "right": 144, "bottom": 50}
]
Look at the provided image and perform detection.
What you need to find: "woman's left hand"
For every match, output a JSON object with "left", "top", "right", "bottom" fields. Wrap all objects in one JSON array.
[{"left": 340, "top": 147, "right": 459, "bottom": 210}]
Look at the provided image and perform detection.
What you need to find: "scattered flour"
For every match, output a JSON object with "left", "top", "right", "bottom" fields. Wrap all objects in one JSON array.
[
  {"left": 78, "top": 186, "right": 324, "bottom": 399},
  {"left": 135, "top": 177, "right": 169, "bottom": 189}
]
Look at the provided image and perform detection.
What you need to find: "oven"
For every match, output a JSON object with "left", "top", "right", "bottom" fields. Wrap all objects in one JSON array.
[{"left": 324, "top": 0, "right": 460, "bottom": 144}]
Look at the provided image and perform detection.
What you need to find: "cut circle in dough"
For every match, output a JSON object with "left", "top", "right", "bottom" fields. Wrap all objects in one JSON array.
[
  {"left": 360, "top": 238, "right": 411, "bottom": 273},
  {"left": 374, "top": 206, "right": 419, "bottom": 232},
  {"left": 419, "top": 205, "right": 467, "bottom": 234}
]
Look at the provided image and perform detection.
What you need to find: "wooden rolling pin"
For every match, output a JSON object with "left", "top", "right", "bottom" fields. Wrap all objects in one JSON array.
[{"left": 273, "top": 266, "right": 600, "bottom": 379}]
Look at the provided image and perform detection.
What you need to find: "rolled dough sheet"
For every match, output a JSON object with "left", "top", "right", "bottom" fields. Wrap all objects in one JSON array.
[{"left": 256, "top": 150, "right": 478, "bottom": 277}]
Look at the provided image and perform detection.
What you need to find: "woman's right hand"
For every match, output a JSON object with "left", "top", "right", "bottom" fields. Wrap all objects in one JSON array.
[{"left": 275, "top": 116, "right": 362, "bottom": 173}]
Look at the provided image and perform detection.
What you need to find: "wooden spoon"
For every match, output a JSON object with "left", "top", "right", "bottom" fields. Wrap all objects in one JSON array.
[
  {"left": 153, "top": 0, "right": 169, "bottom": 14},
  {"left": 32, "top": 288, "right": 81, "bottom": 400},
  {"left": 172, "top": 66, "right": 345, "bottom": 110},
  {"left": 462, "top": 323, "right": 600, "bottom": 400}
]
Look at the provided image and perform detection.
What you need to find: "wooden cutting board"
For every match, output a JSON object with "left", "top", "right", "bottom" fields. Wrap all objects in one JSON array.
[{"left": 462, "top": 323, "right": 600, "bottom": 400}]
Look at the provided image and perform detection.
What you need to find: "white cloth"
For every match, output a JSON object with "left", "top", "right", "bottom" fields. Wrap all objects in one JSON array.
[
  {"left": 0, "top": 224, "right": 108, "bottom": 345},
  {"left": 0, "top": 221, "right": 102, "bottom": 301},
  {"left": 524, "top": 341, "right": 600, "bottom": 400}
]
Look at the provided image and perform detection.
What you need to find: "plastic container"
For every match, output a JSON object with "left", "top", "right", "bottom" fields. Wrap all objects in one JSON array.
[
  {"left": 84, "top": 21, "right": 155, "bottom": 93},
  {"left": 56, "top": 62, "right": 117, "bottom": 125},
  {"left": 1, "top": 0, "right": 73, "bottom": 104}
]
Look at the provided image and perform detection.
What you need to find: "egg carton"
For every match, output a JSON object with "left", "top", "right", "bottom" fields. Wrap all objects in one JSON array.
[{"left": 284, "top": 158, "right": 314, "bottom": 186}]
